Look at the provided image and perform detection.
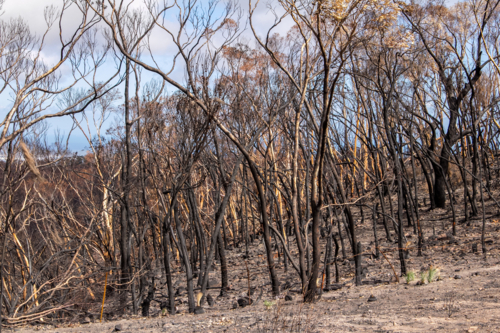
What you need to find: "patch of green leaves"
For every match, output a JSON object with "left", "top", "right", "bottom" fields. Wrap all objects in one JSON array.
[
  {"left": 263, "top": 300, "right": 275, "bottom": 310},
  {"left": 404, "top": 270, "right": 415, "bottom": 284},
  {"left": 427, "top": 266, "right": 439, "bottom": 283}
]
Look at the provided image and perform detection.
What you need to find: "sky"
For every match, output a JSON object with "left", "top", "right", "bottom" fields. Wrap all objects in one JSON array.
[
  {"left": 0, "top": 0, "right": 291, "bottom": 153},
  {"left": 2, "top": 0, "right": 465, "bottom": 154}
]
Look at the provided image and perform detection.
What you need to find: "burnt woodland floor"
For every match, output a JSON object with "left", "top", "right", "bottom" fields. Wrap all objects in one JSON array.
[{"left": 10, "top": 186, "right": 500, "bottom": 333}]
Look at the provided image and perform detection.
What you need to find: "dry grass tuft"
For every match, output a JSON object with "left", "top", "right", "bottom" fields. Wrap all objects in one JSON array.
[{"left": 258, "top": 299, "right": 316, "bottom": 332}]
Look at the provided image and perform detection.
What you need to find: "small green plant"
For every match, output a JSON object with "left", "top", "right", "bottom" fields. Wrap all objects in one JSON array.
[
  {"left": 263, "top": 300, "right": 275, "bottom": 310},
  {"left": 427, "top": 266, "right": 439, "bottom": 283},
  {"left": 404, "top": 271, "right": 415, "bottom": 284},
  {"left": 419, "top": 271, "right": 427, "bottom": 284}
]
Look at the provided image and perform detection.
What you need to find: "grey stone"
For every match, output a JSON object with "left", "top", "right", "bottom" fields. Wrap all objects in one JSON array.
[
  {"left": 207, "top": 294, "right": 215, "bottom": 306},
  {"left": 237, "top": 297, "right": 252, "bottom": 307}
]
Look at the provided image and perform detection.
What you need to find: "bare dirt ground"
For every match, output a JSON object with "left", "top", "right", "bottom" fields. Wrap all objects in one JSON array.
[{"left": 9, "top": 186, "right": 500, "bottom": 333}]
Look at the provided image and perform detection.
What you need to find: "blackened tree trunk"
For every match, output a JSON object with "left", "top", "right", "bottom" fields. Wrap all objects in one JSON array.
[
  {"left": 173, "top": 199, "right": 195, "bottom": 313},
  {"left": 217, "top": 231, "right": 228, "bottom": 296},
  {"left": 187, "top": 187, "right": 206, "bottom": 287},
  {"left": 291, "top": 102, "right": 307, "bottom": 291},
  {"left": 162, "top": 215, "right": 175, "bottom": 315},
  {"left": 403, "top": 11, "right": 484, "bottom": 208},
  {"left": 432, "top": 147, "right": 451, "bottom": 209},
  {"left": 120, "top": 59, "right": 132, "bottom": 306},
  {"left": 247, "top": 160, "right": 280, "bottom": 296},
  {"left": 372, "top": 205, "right": 380, "bottom": 258},
  {"left": 213, "top": 123, "right": 281, "bottom": 296},
  {"left": 199, "top": 154, "right": 244, "bottom": 304}
]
